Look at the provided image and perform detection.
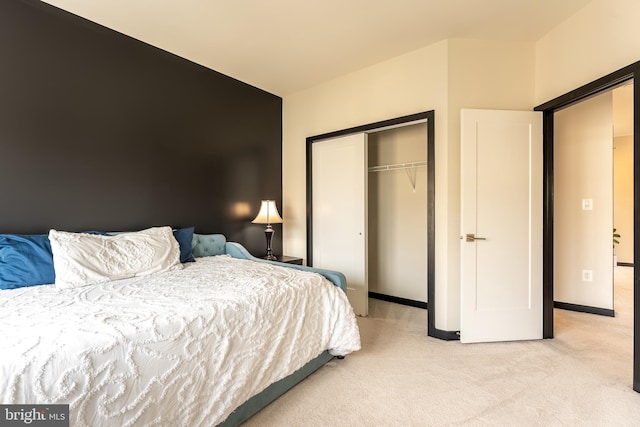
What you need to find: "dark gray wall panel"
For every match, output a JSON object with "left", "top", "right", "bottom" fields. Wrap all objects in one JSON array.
[{"left": 0, "top": 0, "right": 282, "bottom": 256}]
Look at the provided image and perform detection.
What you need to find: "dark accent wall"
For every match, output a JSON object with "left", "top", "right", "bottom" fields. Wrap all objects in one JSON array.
[{"left": 0, "top": 0, "right": 282, "bottom": 256}]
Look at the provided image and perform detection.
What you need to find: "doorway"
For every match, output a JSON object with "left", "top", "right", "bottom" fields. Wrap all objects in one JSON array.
[
  {"left": 554, "top": 83, "right": 633, "bottom": 315},
  {"left": 535, "top": 60, "right": 640, "bottom": 392},
  {"left": 554, "top": 89, "right": 615, "bottom": 315}
]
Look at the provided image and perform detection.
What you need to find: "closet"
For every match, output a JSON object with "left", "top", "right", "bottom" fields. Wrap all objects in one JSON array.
[{"left": 308, "top": 112, "right": 432, "bottom": 317}]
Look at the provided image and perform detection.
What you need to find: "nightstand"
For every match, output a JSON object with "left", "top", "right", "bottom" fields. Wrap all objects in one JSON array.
[{"left": 275, "top": 255, "right": 303, "bottom": 265}]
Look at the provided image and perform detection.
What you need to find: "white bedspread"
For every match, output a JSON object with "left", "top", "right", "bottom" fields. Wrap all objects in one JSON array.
[{"left": 0, "top": 256, "right": 361, "bottom": 426}]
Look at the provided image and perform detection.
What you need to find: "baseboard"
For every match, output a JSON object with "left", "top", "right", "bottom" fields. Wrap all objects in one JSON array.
[
  {"left": 369, "top": 292, "right": 428, "bottom": 310},
  {"left": 554, "top": 301, "right": 615, "bottom": 317},
  {"left": 367, "top": 292, "right": 459, "bottom": 341}
]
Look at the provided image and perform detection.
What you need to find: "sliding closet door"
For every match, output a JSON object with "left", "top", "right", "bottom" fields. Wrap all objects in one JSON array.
[{"left": 312, "top": 133, "right": 368, "bottom": 316}]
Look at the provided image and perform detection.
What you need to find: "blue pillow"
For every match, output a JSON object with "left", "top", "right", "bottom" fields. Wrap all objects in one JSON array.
[
  {"left": 173, "top": 227, "right": 195, "bottom": 263},
  {"left": 0, "top": 234, "right": 55, "bottom": 290}
]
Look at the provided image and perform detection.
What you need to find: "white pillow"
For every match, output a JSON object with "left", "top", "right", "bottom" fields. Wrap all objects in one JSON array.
[{"left": 49, "top": 226, "right": 182, "bottom": 289}]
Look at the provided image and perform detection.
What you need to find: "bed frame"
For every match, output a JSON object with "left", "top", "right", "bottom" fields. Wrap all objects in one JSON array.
[{"left": 191, "top": 233, "right": 347, "bottom": 426}]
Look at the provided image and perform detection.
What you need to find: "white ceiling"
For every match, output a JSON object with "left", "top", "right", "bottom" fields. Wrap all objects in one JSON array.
[{"left": 40, "top": 0, "right": 593, "bottom": 96}]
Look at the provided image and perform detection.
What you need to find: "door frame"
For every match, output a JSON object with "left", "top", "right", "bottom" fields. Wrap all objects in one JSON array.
[
  {"left": 306, "top": 110, "right": 451, "bottom": 339},
  {"left": 535, "top": 60, "right": 640, "bottom": 392}
]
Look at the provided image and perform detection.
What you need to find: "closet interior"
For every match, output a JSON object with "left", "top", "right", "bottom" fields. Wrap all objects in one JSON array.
[{"left": 367, "top": 123, "right": 428, "bottom": 306}]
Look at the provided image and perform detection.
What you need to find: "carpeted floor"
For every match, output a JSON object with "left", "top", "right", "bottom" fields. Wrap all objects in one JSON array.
[{"left": 244, "top": 267, "right": 640, "bottom": 426}]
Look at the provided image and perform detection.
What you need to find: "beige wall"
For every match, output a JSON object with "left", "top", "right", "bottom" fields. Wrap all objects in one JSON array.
[
  {"left": 614, "top": 135, "right": 633, "bottom": 264},
  {"left": 554, "top": 92, "right": 614, "bottom": 309},
  {"left": 284, "top": 0, "right": 640, "bottom": 330},
  {"left": 613, "top": 84, "right": 634, "bottom": 265},
  {"left": 283, "top": 39, "right": 534, "bottom": 331},
  {"left": 535, "top": 0, "right": 640, "bottom": 307},
  {"left": 446, "top": 40, "right": 535, "bottom": 319},
  {"left": 283, "top": 40, "right": 450, "bottom": 327},
  {"left": 535, "top": 0, "right": 640, "bottom": 105},
  {"left": 368, "top": 124, "right": 428, "bottom": 302}
]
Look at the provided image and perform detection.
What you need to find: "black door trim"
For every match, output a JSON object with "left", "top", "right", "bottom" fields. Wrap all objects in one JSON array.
[{"left": 534, "top": 60, "right": 640, "bottom": 392}]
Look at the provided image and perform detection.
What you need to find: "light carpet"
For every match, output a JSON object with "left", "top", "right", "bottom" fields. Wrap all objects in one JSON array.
[{"left": 243, "top": 267, "right": 640, "bottom": 426}]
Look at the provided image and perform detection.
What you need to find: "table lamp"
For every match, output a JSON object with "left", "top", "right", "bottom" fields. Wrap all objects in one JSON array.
[{"left": 252, "top": 200, "right": 283, "bottom": 260}]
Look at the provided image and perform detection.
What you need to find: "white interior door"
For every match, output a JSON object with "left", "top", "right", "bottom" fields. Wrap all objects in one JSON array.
[
  {"left": 312, "top": 133, "right": 368, "bottom": 316},
  {"left": 460, "top": 109, "right": 543, "bottom": 343}
]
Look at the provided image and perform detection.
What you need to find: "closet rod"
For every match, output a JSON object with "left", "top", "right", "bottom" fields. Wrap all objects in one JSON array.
[
  {"left": 368, "top": 161, "right": 426, "bottom": 192},
  {"left": 367, "top": 161, "right": 427, "bottom": 173}
]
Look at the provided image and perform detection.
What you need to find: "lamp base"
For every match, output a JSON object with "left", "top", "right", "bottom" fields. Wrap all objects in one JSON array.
[{"left": 263, "top": 225, "right": 277, "bottom": 261}]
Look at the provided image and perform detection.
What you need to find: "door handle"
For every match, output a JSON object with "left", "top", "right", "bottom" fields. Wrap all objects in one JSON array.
[{"left": 466, "top": 233, "right": 487, "bottom": 242}]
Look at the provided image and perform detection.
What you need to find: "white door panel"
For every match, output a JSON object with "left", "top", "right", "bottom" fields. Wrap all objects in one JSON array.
[
  {"left": 312, "top": 133, "right": 368, "bottom": 316},
  {"left": 460, "top": 109, "right": 543, "bottom": 343}
]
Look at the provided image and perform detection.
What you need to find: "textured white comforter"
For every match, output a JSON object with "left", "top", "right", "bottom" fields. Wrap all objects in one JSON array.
[{"left": 0, "top": 256, "right": 361, "bottom": 426}]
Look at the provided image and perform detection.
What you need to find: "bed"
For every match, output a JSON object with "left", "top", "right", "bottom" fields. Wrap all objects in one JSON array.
[{"left": 0, "top": 227, "right": 361, "bottom": 426}]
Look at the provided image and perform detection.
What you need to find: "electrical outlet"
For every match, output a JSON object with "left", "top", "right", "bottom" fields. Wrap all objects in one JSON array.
[{"left": 582, "top": 270, "right": 593, "bottom": 282}]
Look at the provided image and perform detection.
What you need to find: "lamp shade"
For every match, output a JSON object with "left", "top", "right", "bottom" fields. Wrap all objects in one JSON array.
[{"left": 251, "top": 200, "right": 283, "bottom": 225}]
